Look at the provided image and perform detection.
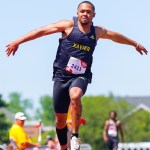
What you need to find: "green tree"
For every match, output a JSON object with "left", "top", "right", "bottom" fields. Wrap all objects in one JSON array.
[
  {"left": 123, "top": 110, "right": 150, "bottom": 142},
  {"left": 0, "top": 94, "right": 11, "bottom": 144},
  {"left": 7, "top": 92, "right": 33, "bottom": 117},
  {"left": 35, "top": 95, "right": 55, "bottom": 125},
  {"left": 0, "top": 94, "right": 8, "bottom": 107},
  {"left": 79, "top": 95, "right": 132, "bottom": 150},
  {"left": 0, "top": 113, "right": 11, "bottom": 144}
]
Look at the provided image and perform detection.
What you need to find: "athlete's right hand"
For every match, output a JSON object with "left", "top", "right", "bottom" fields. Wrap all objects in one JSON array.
[{"left": 6, "top": 41, "right": 19, "bottom": 56}]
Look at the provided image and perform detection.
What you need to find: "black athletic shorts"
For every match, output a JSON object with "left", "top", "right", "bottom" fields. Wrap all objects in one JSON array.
[
  {"left": 53, "top": 77, "right": 88, "bottom": 113},
  {"left": 107, "top": 136, "right": 118, "bottom": 150}
]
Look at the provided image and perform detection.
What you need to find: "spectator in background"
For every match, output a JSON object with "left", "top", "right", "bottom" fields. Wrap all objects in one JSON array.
[
  {"left": 7, "top": 143, "right": 13, "bottom": 150},
  {"left": 103, "top": 111, "right": 124, "bottom": 150},
  {"left": 9, "top": 112, "right": 51, "bottom": 150},
  {"left": 54, "top": 134, "right": 61, "bottom": 150},
  {"left": 9, "top": 112, "right": 40, "bottom": 150},
  {"left": 45, "top": 135, "right": 55, "bottom": 149}
]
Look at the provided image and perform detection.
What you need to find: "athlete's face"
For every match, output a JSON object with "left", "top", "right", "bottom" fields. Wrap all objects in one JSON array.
[{"left": 77, "top": 3, "right": 95, "bottom": 25}]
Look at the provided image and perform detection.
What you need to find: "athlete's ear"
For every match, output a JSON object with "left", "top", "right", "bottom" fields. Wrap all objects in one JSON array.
[{"left": 93, "top": 12, "right": 96, "bottom": 18}]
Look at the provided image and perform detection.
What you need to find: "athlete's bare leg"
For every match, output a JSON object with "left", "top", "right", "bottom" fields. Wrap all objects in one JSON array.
[{"left": 69, "top": 87, "right": 83, "bottom": 134}]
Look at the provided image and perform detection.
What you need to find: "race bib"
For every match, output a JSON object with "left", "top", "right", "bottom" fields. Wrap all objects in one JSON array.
[
  {"left": 66, "top": 57, "right": 87, "bottom": 74},
  {"left": 108, "top": 127, "right": 117, "bottom": 137}
]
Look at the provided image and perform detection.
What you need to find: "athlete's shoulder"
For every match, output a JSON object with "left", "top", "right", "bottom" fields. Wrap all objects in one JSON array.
[
  {"left": 95, "top": 26, "right": 106, "bottom": 31},
  {"left": 94, "top": 26, "right": 107, "bottom": 40},
  {"left": 56, "top": 19, "right": 74, "bottom": 28}
]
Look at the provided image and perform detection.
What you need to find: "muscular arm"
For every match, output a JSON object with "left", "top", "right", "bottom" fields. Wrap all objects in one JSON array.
[
  {"left": 6, "top": 19, "right": 73, "bottom": 56},
  {"left": 96, "top": 26, "right": 148, "bottom": 55}
]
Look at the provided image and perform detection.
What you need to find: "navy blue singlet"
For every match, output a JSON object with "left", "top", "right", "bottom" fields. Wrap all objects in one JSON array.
[{"left": 52, "top": 17, "right": 97, "bottom": 83}]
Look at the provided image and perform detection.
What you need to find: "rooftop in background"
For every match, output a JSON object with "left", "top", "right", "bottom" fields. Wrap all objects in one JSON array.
[{"left": 117, "top": 96, "right": 150, "bottom": 107}]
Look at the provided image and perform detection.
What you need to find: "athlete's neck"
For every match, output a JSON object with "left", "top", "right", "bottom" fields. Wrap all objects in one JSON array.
[{"left": 78, "top": 20, "right": 92, "bottom": 34}]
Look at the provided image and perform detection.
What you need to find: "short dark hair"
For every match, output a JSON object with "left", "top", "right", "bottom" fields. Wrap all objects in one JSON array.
[
  {"left": 78, "top": 1, "right": 95, "bottom": 11},
  {"left": 109, "top": 111, "right": 117, "bottom": 117}
]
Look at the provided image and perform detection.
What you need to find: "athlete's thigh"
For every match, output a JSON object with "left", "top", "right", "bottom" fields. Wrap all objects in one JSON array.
[
  {"left": 69, "top": 77, "right": 88, "bottom": 96},
  {"left": 53, "top": 81, "right": 70, "bottom": 113}
]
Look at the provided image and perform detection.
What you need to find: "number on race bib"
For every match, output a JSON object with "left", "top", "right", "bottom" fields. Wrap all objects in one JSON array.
[
  {"left": 71, "top": 64, "right": 82, "bottom": 71},
  {"left": 66, "top": 57, "right": 87, "bottom": 74}
]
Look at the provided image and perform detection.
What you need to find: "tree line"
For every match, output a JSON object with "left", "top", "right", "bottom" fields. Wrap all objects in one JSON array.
[{"left": 0, "top": 93, "right": 150, "bottom": 149}]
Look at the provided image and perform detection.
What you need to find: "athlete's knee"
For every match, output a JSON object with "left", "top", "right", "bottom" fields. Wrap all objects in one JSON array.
[
  {"left": 70, "top": 89, "right": 82, "bottom": 102},
  {"left": 70, "top": 97, "right": 82, "bottom": 113},
  {"left": 70, "top": 95, "right": 81, "bottom": 110},
  {"left": 70, "top": 93, "right": 81, "bottom": 102},
  {"left": 55, "top": 113, "right": 67, "bottom": 129}
]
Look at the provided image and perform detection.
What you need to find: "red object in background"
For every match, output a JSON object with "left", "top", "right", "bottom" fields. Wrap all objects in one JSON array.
[
  {"left": 34, "top": 124, "right": 41, "bottom": 128},
  {"left": 80, "top": 117, "right": 86, "bottom": 125}
]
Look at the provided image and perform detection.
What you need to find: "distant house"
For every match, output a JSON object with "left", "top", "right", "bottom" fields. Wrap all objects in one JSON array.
[
  {"left": 24, "top": 120, "right": 40, "bottom": 138},
  {"left": 122, "top": 103, "right": 150, "bottom": 119},
  {"left": 24, "top": 120, "right": 55, "bottom": 138},
  {"left": 116, "top": 96, "right": 150, "bottom": 118},
  {"left": 0, "top": 107, "right": 14, "bottom": 122},
  {"left": 121, "top": 96, "right": 150, "bottom": 107}
]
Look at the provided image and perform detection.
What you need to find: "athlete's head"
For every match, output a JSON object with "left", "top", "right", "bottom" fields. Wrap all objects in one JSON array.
[
  {"left": 77, "top": 1, "right": 96, "bottom": 25},
  {"left": 78, "top": 1, "right": 95, "bottom": 12},
  {"left": 109, "top": 111, "right": 117, "bottom": 119}
]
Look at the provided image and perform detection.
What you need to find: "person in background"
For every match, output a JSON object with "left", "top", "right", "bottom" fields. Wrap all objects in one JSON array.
[
  {"left": 9, "top": 112, "right": 40, "bottom": 150},
  {"left": 103, "top": 111, "right": 124, "bottom": 150},
  {"left": 7, "top": 143, "right": 13, "bottom": 150},
  {"left": 9, "top": 112, "right": 51, "bottom": 150},
  {"left": 54, "top": 134, "right": 61, "bottom": 150},
  {"left": 45, "top": 135, "right": 56, "bottom": 149}
]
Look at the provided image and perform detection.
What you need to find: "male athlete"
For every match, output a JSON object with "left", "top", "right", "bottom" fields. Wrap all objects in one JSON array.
[
  {"left": 103, "top": 111, "right": 124, "bottom": 150},
  {"left": 6, "top": 1, "right": 148, "bottom": 150}
]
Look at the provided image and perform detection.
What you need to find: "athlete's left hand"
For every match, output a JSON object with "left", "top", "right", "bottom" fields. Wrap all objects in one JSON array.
[{"left": 135, "top": 43, "right": 148, "bottom": 55}]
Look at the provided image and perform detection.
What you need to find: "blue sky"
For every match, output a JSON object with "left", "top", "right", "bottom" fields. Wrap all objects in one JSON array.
[{"left": 0, "top": 0, "right": 149, "bottom": 106}]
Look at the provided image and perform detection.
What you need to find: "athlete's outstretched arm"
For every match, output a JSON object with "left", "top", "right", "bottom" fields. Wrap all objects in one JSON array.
[
  {"left": 96, "top": 26, "right": 148, "bottom": 55},
  {"left": 6, "top": 20, "right": 73, "bottom": 56}
]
